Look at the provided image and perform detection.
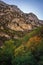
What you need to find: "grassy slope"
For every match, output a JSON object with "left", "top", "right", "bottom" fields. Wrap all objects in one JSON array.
[
  {"left": 0, "top": 26, "right": 43, "bottom": 65},
  {"left": 15, "top": 26, "right": 43, "bottom": 56}
]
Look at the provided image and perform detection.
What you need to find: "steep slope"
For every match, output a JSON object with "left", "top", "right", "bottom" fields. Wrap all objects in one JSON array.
[
  {"left": 0, "top": 1, "right": 43, "bottom": 65},
  {"left": 0, "top": 1, "right": 43, "bottom": 46},
  {"left": 15, "top": 26, "right": 43, "bottom": 55}
]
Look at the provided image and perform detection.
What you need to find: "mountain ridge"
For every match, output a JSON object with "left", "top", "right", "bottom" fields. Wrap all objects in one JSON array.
[{"left": 0, "top": 0, "right": 43, "bottom": 45}]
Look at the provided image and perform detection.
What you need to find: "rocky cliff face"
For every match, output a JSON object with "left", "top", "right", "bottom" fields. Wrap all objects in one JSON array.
[{"left": 0, "top": 0, "right": 43, "bottom": 40}]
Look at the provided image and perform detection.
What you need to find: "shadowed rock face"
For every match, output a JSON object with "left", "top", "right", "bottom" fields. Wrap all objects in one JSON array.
[{"left": 0, "top": 0, "right": 43, "bottom": 44}]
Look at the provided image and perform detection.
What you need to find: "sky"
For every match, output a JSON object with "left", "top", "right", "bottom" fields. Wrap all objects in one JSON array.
[{"left": 1, "top": 0, "right": 43, "bottom": 20}]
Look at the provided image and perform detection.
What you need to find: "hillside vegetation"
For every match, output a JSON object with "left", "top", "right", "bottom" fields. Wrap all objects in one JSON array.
[
  {"left": 0, "top": 26, "right": 43, "bottom": 65},
  {"left": 0, "top": 1, "right": 43, "bottom": 65}
]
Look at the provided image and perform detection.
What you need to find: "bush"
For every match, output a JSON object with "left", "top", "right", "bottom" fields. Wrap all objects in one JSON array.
[{"left": 0, "top": 40, "right": 15, "bottom": 65}]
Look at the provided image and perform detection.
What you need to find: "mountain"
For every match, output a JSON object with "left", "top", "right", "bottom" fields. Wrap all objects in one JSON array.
[
  {"left": 0, "top": 1, "right": 43, "bottom": 65},
  {"left": 0, "top": 0, "right": 43, "bottom": 46}
]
